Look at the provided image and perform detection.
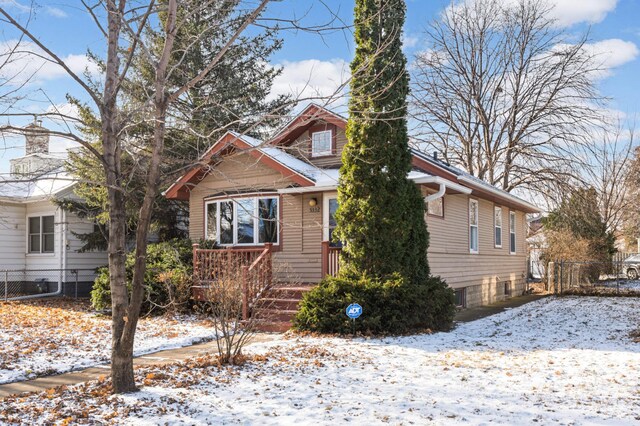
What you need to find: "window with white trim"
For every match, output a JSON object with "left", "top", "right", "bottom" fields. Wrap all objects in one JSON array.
[
  {"left": 205, "top": 196, "right": 279, "bottom": 246},
  {"left": 509, "top": 211, "right": 516, "bottom": 254},
  {"left": 427, "top": 197, "right": 444, "bottom": 217},
  {"left": 28, "top": 215, "right": 54, "bottom": 253},
  {"left": 311, "top": 130, "right": 332, "bottom": 156},
  {"left": 469, "top": 199, "right": 479, "bottom": 253},
  {"left": 494, "top": 206, "right": 502, "bottom": 248}
]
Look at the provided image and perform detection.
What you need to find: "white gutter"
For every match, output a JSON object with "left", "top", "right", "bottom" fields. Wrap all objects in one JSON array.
[
  {"left": 424, "top": 183, "right": 446, "bottom": 203},
  {"left": 456, "top": 176, "right": 539, "bottom": 212},
  {"left": 278, "top": 185, "right": 338, "bottom": 194},
  {"left": 277, "top": 175, "right": 474, "bottom": 196},
  {"left": 413, "top": 176, "right": 472, "bottom": 195}
]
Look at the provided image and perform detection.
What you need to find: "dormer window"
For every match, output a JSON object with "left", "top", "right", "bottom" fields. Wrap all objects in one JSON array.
[{"left": 311, "top": 130, "right": 333, "bottom": 157}]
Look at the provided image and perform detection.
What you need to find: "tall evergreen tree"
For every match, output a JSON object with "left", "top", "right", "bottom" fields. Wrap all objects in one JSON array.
[
  {"left": 336, "top": 0, "right": 429, "bottom": 284},
  {"left": 64, "top": 1, "right": 290, "bottom": 250}
]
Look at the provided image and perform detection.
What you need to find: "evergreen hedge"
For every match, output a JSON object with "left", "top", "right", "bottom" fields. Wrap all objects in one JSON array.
[{"left": 294, "top": 275, "right": 455, "bottom": 335}]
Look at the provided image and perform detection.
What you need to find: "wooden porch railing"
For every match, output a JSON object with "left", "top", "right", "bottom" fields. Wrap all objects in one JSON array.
[
  {"left": 321, "top": 241, "right": 342, "bottom": 278},
  {"left": 192, "top": 243, "right": 273, "bottom": 320}
]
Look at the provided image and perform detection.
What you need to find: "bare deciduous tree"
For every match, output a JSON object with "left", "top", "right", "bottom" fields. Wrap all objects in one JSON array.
[
  {"left": 0, "top": 0, "right": 344, "bottom": 394},
  {"left": 411, "top": 0, "right": 605, "bottom": 194}
]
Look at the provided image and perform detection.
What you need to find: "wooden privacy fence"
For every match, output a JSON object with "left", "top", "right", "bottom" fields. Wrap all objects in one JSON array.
[{"left": 192, "top": 243, "right": 273, "bottom": 320}]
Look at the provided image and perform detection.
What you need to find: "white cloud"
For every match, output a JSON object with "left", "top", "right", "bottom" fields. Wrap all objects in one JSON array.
[
  {"left": 0, "top": 40, "right": 99, "bottom": 86},
  {"left": 402, "top": 34, "right": 419, "bottom": 50},
  {"left": 546, "top": 0, "right": 617, "bottom": 27},
  {"left": 583, "top": 38, "right": 639, "bottom": 78},
  {"left": 453, "top": 0, "right": 618, "bottom": 28},
  {"left": 46, "top": 7, "right": 68, "bottom": 18},
  {"left": 269, "top": 58, "right": 350, "bottom": 108}
]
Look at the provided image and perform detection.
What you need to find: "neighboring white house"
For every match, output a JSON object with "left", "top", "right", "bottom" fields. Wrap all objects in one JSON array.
[{"left": 0, "top": 121, "right": 107, "bottom": 297}]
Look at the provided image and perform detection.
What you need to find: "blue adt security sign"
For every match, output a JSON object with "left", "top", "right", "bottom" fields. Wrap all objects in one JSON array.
[{"left": 346, "top": 303, "right": 363, "bottom": 319}]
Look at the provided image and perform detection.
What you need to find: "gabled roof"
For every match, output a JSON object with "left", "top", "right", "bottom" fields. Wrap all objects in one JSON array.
[
  {"left": 269, "top": 103, "right": 347, "bottom": 146},
  {"left": 165, "top": 131, "right": 319, "bottom": 200},
  {"left": 0, "top": 168, "right": 76, "bottom": 203}
]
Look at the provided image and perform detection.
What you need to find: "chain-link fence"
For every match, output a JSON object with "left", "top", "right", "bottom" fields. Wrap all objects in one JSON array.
[
  {"left": 1, "top": 268, "right": 99, "bottom": 301},
  {"left": 548, "top": 253, "right": 640, "bottom": 295}
]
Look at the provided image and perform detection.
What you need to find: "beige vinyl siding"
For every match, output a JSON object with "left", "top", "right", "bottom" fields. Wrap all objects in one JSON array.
[
  {"left": 189, "top": 153, "right": 295, "bottom": 240},
  {"left": 188, "top": 153, "right": 324, "bottom": 283},
  {"left": 426, "top": 191, "right": 528, "bottom": 306},
  {"left": 273, "top": 193, "right": 324, "bottom": 284},
  {"left": 288, "top": 123, "right": 347, "bottom": 168}
]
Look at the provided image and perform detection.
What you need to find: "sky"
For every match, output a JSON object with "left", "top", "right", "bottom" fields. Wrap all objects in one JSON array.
[{"left": 0, "top": 0, "right": 638, "bottom": 173}]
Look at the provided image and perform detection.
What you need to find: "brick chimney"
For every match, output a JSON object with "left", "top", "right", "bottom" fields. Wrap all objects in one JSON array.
[{"left": 24, "top": 118, "right": 49, "bottom": 155}]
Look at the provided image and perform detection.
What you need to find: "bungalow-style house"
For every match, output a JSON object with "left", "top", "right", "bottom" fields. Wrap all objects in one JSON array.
[
  {"left": 0, "top": 121, "right": 107, "bottom": 298},
  {"left": 166, "top": 104, "right": 539, "bottom": 326}
]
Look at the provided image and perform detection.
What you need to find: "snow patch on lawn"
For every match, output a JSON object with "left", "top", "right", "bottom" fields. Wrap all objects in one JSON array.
[{"left": 2, "top": 296, "right": 639, "bottom": 425}]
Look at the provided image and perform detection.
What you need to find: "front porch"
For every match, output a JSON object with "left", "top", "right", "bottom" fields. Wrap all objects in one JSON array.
[{"left": 191, "top": 242, "right": 342, "bottom": 331}]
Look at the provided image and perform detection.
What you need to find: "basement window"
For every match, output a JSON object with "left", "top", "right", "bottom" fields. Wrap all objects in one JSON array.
[{"left": 454, "top": 288, "right": 467, "bottom": 308}]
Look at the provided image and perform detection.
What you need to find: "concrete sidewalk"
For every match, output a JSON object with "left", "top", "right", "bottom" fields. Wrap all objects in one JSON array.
[
  {"left": 0, "top": 334, "right": 278, "bottom": 398},
  {"left": 0, "top": 294, "right": 548, "bottom": 398},
  {"left": 454, "top": 293, "right": 549, "bottom": 323}
]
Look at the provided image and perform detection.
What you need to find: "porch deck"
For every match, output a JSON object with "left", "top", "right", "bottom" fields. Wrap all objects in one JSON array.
[{"left": 192, "top": 242, "right": 341, "bottom": 331}]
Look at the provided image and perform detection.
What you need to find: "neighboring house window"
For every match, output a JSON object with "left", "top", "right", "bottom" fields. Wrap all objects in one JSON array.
[
  {"left": 427, "top": 196, "right": 444, "bottom": 217},
  {"left": 494, "top": 206, "right": 502, "bottom": 248},
  {"left": 205, "top": 196, "right": 279, "bottom": 246},
  {"left": 509, "top": 211, "right": 516, "bottom": 254},
  {"left": 311, "top": 130, "right": 332, "bottom": 156},
  {"left": 469, "top": 199, "right": 479, "bottom": 253},
  {"left": 28, "top": 215, "right": 54, "bottom": 254}
]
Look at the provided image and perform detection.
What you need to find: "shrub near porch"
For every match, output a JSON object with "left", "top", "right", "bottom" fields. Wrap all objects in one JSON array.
[{"left": 294, "top": 274, "right": 455, "bottom": 334}]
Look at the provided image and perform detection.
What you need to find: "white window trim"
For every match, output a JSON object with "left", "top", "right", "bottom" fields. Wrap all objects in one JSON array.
[
  {"left": 311, "top": 130, "right": 333, "bottom": 157},
  {"left": 494, "top": 206, "right": 502, "bottom": 248},
  {"left": 509, "top": 211, "right": 516, "bottom": 255},
  {"left": 26, "top": 214, "right": 56, "bottom": 255},
  {"left": 469, "top": 199, "right": 479, "bottom": 254},
  {"left": 322, "top": 192, "right": 338, "bottom": 241},
  {"left": 204, "top": 195, "right": 280, "bottom": 246}
]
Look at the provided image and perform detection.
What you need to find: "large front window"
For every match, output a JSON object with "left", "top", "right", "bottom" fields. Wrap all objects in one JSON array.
[
  {"left": 205, "top": 196, "right": 279, "bottom": 245},
  {"left": 28, "top": 215, "right": 54, "bottom": 254},
  {"left": 469, "top": 199, "right": 479, "bottom": 253}
]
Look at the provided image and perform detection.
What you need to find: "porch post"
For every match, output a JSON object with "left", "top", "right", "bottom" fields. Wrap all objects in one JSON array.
[
  {"left": 241, "top": 265, "right": 249, "bottom": 320},
  {"left": 265, "top": 243, "right": 273, "bottom": 287},
  {"left": 321, "top": 241, "right": 329, "bottom": 278},
  {"left": 192, "top": 243, "right": 200, "bottom": 286}
]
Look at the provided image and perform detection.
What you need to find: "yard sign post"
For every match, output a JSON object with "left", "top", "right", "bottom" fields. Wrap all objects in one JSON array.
[{"left": 346, "top": 303, "right": 363, "bottom": 337}]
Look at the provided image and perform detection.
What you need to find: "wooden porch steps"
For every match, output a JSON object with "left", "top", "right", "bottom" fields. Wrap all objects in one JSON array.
[{"left": 252, "top": 283, "right": 315, "bottom": 332}]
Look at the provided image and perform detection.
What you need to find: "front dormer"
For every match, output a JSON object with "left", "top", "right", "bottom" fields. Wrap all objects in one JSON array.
[{"left": 270, "top": 104, "right": 348, "bottom": 168}]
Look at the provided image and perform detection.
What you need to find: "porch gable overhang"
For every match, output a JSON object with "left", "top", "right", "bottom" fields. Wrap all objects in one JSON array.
[{"left": 165, "top": 131, "right": 316, "bottom": 201}]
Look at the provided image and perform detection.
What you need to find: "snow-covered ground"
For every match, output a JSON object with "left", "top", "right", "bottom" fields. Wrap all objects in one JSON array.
[
  {"left": 0, "top": 299, "right": 217, "bottom": 384},
  {"left": 599, "top": 279, "right": 640, "bottom": 290},
  {"left": 1, "top": 296, "right": 639, "bottom": 425}
]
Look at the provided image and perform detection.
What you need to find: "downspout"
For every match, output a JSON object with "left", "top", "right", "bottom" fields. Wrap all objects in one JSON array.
[{"left": 424, "top": 183, "right": 446, "bottom": 203}]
